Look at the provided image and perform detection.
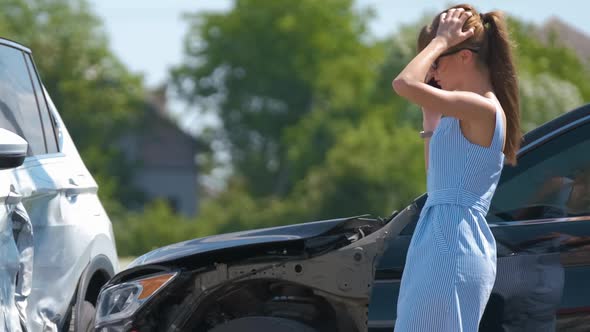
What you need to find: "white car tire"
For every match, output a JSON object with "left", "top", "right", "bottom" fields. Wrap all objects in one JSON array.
[{"left": 69, "top": 300, "right": 95, "bottom": 332}]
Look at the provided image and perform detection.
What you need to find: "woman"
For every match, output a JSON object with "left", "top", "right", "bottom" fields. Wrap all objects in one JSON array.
[{"left": 391, "top": 4, "right": 521, "bottom": 331}]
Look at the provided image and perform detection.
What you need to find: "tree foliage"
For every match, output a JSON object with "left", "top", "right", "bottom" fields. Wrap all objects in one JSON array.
[
  {"left": 172, "top": 0, "right": 378, "bottom": 198},
  {"left": 508, "top": 18, "right": 590, "bottom": 132}
]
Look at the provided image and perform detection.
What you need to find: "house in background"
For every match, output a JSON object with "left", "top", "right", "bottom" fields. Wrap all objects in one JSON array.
[{"left": 120, "top": 85, "right": 205, "bottom": 217}]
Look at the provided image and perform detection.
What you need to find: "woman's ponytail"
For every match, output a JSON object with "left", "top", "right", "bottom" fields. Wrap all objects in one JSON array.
[{"left": 483, "top": 11, "right": 521, "bottom": 165}]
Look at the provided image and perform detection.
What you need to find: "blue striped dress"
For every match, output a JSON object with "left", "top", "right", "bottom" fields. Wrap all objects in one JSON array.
[{"left": 394, "top": 102, "right": 505, "bottom": 331}]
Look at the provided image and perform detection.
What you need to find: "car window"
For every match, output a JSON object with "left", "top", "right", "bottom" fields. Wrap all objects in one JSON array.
[
  {"left": 0, "top": 45, "right": 46, "bottom": 155},
  {"left": 25, "top": 54, "right": 59, "bottom": 154},
  {"left": 488, "top": 121, "right": 590, "bottom": 222}
]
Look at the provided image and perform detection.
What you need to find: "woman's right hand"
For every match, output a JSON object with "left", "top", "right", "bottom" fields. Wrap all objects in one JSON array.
[{"left": 435, "top": 8, "right": 474, "bottom": 49}]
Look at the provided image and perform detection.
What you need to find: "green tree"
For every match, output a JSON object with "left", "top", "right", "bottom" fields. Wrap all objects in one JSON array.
[
  {"left": 172, "top": 0, "right": 377, "bottom": 198},
  {"left": 508, "top": 18, "right": 590, "bottom": 132}
]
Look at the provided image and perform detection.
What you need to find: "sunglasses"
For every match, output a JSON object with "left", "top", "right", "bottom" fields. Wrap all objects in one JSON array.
[{"left": 431, "top": 47, "right": 480, "bottom": 70}]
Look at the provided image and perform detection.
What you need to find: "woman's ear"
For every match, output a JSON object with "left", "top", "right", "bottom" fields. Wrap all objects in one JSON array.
[{"left": 459, "top": 49, "right": 475, "bottom": 65}]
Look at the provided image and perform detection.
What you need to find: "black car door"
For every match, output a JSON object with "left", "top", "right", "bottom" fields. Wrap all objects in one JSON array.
[{"left": 482, "top": 113, "right": 590, "bottom": 331}]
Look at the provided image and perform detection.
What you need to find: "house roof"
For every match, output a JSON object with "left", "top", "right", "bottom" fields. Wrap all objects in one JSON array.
[{"left": 146, "top": 85, "right": 209, "bottom": 152}]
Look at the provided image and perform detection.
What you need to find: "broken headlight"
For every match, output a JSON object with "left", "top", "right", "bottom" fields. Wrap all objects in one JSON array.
[{"left": 95, "top": 272, "right": 177, "bottom": 325}]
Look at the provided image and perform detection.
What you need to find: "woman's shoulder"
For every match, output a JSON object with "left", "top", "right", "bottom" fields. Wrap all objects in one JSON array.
[{"left": 483, "top": 93, "right": 503, "bottom": 114}]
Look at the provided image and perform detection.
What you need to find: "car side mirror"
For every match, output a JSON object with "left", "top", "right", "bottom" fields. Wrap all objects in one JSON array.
[{"left": 0, "top": 128, "right": 27, "bottom": 170}]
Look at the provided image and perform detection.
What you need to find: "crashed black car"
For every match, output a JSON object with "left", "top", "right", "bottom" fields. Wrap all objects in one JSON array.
[{"left": 96, "top": 104, "right": 590, "bottom": 332}]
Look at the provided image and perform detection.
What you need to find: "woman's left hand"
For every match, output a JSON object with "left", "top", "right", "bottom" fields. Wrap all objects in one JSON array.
[{"left": 435, "top": 8, "right": 474, "bottom": 49}]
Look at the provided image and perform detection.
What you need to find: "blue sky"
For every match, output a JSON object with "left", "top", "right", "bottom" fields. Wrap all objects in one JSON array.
[{"left": 89, "top": 0, "right": 590, "bottom": 88}]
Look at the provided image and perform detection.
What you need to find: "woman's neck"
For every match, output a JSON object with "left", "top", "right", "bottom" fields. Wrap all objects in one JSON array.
[{"left": 456, "top": 67, "right": 494, "bottom": 96}]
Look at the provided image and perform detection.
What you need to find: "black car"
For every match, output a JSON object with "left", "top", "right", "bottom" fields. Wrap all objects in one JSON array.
[{"left": 95, "top": 104, "right": 590, "bottom": 332}]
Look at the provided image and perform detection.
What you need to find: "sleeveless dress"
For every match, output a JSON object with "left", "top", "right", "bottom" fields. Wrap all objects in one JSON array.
[{"left": 394, "top": 102, "right": 505, "bottom": 332}]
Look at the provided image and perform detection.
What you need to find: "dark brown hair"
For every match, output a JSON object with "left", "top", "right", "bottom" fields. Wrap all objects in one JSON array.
[{"left": 418, "top": 4, "right": 521, "bottom": 165}]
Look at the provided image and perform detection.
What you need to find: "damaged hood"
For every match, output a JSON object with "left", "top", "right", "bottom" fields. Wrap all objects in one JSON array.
[{"left": 128, "top": 216, "right": 370, "bottom": 269}]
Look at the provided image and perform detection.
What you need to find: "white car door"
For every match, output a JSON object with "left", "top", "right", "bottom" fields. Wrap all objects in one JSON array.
[
  {"left": 0, "top": 41, "right": 76, "bottom": 331},
  {"left": 0, "top": 40, "right": 53, "bottom": 331},
  {"left": 0, "top": 173, "right": 25, "bottom": 331},
  {"left": 0, "top": 38, "right": 118, "bottom": 332}
]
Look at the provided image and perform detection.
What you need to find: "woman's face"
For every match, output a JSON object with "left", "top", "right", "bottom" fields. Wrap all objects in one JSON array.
[
  {"left": 432, "top": 53, "right": 462, "bottom": 91},
  {"left": 431, "top": 49, "right": 477, "bottom": 91}
]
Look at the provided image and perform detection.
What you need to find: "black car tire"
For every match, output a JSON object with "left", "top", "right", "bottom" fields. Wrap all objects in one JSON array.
[
  {"left": 69, "top": 300, "right": 95, "bottom": 332},
  {"left": 209, "top": 316, "right": 317, "bottom": 332}
]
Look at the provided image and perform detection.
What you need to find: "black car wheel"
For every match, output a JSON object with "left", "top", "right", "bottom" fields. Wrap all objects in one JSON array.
[{"left": 209, "top": 316, "right": 317, "bottom": 332}]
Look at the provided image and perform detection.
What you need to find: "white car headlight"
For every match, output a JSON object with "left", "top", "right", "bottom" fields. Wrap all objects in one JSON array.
[{"left": 95, "top": 272, "right": 177, "bottom": 325}]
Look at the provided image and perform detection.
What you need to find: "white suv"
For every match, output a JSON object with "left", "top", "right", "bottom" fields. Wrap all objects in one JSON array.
[{"left": 0, "top": 38, "right": 118, "bottom": 331}]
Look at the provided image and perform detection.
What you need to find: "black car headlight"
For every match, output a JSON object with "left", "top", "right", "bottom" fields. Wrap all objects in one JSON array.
[{"left": 95, "top": 272, "right": 177, "bottom": 326}]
